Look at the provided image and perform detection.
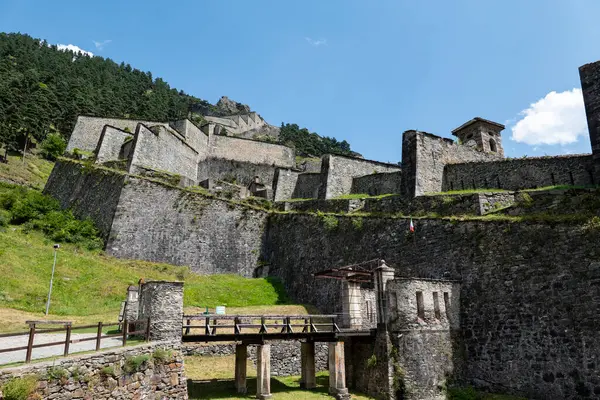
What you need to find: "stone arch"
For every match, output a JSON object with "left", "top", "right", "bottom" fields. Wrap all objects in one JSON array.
[{"left": 489, "top": 138, "right": 498, "bottom": 152}]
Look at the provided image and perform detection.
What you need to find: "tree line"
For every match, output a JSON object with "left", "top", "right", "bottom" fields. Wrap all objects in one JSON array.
[{"left": 0, "top": 32, "right": 356, "bottom": 160}]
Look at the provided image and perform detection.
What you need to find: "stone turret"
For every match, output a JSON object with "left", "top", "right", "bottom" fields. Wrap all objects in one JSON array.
[{"left": 452, "top": 117, "right": 505, "bottom": 156}]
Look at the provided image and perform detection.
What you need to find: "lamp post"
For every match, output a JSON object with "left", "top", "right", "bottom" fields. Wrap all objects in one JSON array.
[{"left": 45, "top": 244, "right": 59, "bottom": 316}]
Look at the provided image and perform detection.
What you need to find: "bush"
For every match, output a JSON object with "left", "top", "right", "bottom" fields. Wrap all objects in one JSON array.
[
  {"left": 1, "top": 376, "right": 38, "bottom": 400},
  {"left": 40, "top": 133, "right": 67, "bottom": 161},
  {"left": 0, "top": 185, "right": 103, "bottom": 249},
  {"left": 9, "top": 190, "right": 60, "bottom": 224},
  {"left": 0, "top": 209, "right": 10, "bottom": 227}
]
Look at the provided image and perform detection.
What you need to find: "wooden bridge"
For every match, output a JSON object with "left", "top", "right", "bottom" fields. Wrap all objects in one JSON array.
[
  {"left": 182, "top": 314, "right": 374, "bottom": 344},
  {"left": 181, "top": 314, "right": 374, "bottom": 399}
]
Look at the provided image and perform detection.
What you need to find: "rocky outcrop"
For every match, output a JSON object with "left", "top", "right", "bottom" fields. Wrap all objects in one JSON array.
[{"left": 216, "top": 96, "right": 251, "bottom": 115}]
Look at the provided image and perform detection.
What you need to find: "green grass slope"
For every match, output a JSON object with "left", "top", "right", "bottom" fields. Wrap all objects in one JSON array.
[
  {"left": 0, "top": 226, "right": 288, "bottom": 318},
  {"left": 0, "top": 153, "right": 54, "bottom": 190}
]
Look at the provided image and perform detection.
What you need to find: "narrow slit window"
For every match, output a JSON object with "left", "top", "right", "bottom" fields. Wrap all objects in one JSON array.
[
  {"left": 433, "top": 292, "right": 441, "bottom": 319},
  {"left": 443, "top": 292, "right": 450, "bottom": 320},
  {"left": 416, "top": 291, "right": 425, "bottom": 319},
  {"left": 569, "top": 172, "right": 575, "bottom": 185}
]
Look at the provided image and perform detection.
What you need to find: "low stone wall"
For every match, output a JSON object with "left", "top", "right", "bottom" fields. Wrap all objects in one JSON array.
[
  {"left": 0, "top": 341, "right": 187, "bottom": 400},
  {"left": 351, "top": 171, "right": 402, "bottom": 196},
  {"left": 275, "top": 199, "right": 365, "bottom": 213},
  {"left": 362, "top": 192, "right": 515, "bottom": 216},
  {"left": 182, "top": 341, "right": 328, "bottom": 377}
]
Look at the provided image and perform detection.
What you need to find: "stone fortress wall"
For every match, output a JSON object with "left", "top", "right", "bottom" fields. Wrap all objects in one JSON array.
[
  {"left": 41, "top": 59, "right": 600, "bottom": 400},
  {"left": 443, "top": 154, "right": 595, "bottom": 191},
  {"left": 66, "top": 115, "right": 295, "bottom": 199}
]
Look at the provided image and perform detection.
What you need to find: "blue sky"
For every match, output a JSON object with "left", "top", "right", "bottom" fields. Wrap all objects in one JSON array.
[{"left": 2, "top": 0, "right": 600, "bottom": 162}]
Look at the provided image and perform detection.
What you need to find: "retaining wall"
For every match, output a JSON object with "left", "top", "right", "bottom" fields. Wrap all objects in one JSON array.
[
  {"left": 0, "top": 341, "right": 187, "bottom": 400},
  {"left": 107, "top": 177, "right": 267, "bottom": 276},
  {"left": 43, "top": 160, "right": 126, "bottom": 238}
]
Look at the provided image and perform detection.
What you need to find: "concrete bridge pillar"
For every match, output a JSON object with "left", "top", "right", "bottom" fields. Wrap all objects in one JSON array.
[
  {"left": 235, "top": 344, "right": 248, "bottom": 394},
  {"left": 300, "top": 341, "right": 316, "bottom": 389},
  {"left": 256, "top": 344, "right": 272, "bottom": 399},
  {"left": 328, "top": 341, "right": 350, "bottom": 399}
]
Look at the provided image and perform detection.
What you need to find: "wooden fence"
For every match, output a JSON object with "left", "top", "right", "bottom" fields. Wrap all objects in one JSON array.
[{"left": 0, "top": 318, "right": 150, "bottom": 364}]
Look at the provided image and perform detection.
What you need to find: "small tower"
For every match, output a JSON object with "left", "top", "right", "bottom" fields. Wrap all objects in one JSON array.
[{"left": 451, "top": 117, "right": 505, "bottom": 156}]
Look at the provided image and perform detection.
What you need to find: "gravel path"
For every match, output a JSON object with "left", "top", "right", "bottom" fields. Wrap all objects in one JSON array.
[{"left": 0, "top": 333, "right": 124, "bottom": 364}]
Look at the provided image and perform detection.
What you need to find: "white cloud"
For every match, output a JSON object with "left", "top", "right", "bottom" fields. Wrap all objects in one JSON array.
[
  {"left": 510, "top": 89, "right": 588, "bottom": 146},
  {"left": 305, "top": 37, "right": 327, "bottom": 47},
  {"left": 93, "top": 40, "right": 112, "bottom": 50},
  {"left": 56, "top": 44, "right": 94, "bottom": 57}
]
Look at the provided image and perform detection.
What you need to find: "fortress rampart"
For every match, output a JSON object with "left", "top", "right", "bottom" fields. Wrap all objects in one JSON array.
[{"left": 443, "top": 154, "right": 594, "bottom": 191}]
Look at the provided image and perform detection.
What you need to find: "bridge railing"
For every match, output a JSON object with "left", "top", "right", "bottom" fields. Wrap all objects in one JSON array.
[{"left": 182, "top": 314, "right": 340, "bottom": 336}]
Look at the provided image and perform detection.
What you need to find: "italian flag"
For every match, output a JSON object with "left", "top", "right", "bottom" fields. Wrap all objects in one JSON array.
[{"left": 409, "top": 218, "right": 415, "bottom": 232}]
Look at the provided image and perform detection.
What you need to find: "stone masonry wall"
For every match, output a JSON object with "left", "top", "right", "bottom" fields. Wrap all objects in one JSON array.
[
  {"left": 197, "top": 158, "right": 278, "bottom": 191},
  {"left": 43, "top": 160, "right": 126, "bottom": 238},
  {"left": 443, "top": 154, "right": 595, "bottom": 191},
  {"left": 265, "top": 213, "right": 600, "bottom": 399},
  {"left": 319, "top": 154, "right": 401, "bottom": 199},
  {"left": 292, "top": 173, "right": 322, "bottom": 199},
  {"left": 128, "top": 124, "right": 199, "bottom": 183},
  {"left": 169, "top": 119, "right": 209, "bottom": 157},
  {"left": 95, "top": 126, "right": 133, "bottom": 164},
  {"left": 273, "top": 169, "right": 299, "bottom": 202},
  {"left": 66, "top": 116, "right": 166, "bottom": 153},
  {"left": 182, "top": 341, "right": 328, "bottom": 377},
  {"left": 351, "top": 171, "right": 402, "bottom": 196},
  {"left": 209, "top": 134, "right": 294, "bottom": 168},
  {"left": 0, "top": 341, "right": 187, "bottom": 400},
  {"left": 401, "top": 130, "right": 502, "bottom": 197},
  {"left": 107, "top": 177, "right": 267, "bottom": 276}
]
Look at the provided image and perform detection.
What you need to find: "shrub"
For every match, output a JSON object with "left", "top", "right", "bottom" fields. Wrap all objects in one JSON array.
[
  {"left": 152, "top": 348, "right": 173, "bottom": 363},
  {"left": 351, "top": 217, "right": 363, "bottom": 230},
  {"left": 40, "top": 133, "right": 67, "bottom": 161},
  {"left": 447, "top": 386, "right": 479, "bottom": 400},
  {"left": 366, "top": 354, "right": 377, "bottom": 368},
  {"left": 47, "top": 366, "right": 68, "bottom": 381},
  {"left": 100, "top": 366, "right": 115, "bottom": 378},
  {"left": 123, "top": 354, "right": 151, "bottom": 374},
  {"left": 9, "top": 190, "right": 60, "bottom": 224},
  {"left": 1, "top": 376, "right": 38, "bottom": 400},
  {"left": 317, "top": 211, "right": 338, "bottom": 231}
]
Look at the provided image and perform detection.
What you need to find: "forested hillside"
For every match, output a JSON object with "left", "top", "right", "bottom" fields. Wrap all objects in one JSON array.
[{"left": 0, "top": 33, "right": 357, "bottom": 158}]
